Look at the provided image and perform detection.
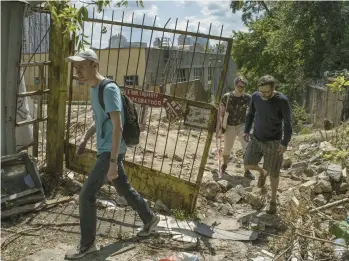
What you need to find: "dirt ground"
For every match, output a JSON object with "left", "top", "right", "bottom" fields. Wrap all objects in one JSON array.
[{"left": 2, "top": 106, "right": 348, "bottom": 261}]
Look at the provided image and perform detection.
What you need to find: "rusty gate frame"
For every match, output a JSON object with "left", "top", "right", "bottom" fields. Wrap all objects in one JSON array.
[
  {"left": 16, "top": 10, "right": 50, "bottom": 165},
  {"left": 65, "top": 11, "right": 233, "bottom": 212}
]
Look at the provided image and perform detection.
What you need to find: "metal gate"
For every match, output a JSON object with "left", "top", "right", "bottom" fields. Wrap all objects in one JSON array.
[
  {"left": 16, "top": 10, "right": 50, "bottom": 167},
  {"left": 65, "top": 9, "right": 234, "bottom": 212}
]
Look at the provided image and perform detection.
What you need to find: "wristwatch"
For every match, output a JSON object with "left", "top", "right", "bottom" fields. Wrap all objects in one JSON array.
[{"left": 110, "top": 158, "right": 117, "bottom": 163}]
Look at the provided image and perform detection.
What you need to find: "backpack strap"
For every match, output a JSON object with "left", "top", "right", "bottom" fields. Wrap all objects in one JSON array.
[{"left": 98, "top": 78, "right": 116, "bottom": 119}]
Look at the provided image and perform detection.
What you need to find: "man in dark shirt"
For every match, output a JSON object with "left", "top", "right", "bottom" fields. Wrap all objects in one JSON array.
[
  {"left": 220, "top": 76, "right": 254, "bottom": 179},
  {"left": 244, "top": 75, "right": 292, "bottom": 214}
]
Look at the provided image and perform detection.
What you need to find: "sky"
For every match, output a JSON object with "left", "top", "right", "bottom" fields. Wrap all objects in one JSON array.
[{"left": 72, "top": 0, "right": 247, "bottom": 49}]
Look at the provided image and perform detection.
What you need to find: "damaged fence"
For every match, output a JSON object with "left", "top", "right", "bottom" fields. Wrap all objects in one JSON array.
[
  {"left": 17, "top": 11, "right": 50, "bottom": 166},
  {"left": 64, "top": 8, "right": 234, "bottom": 212}
]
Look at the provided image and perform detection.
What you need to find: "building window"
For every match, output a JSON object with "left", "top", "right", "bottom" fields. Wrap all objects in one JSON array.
[
  {"left": 176, "top": 69, "right": 187, "bottom": 82},
  {"left": 193, "top": 68, "right": 202, "bottom": 80},
  {"left": 106, "top": 75, "right": 113, "bottom": 80},
  {"left": 124, "top": 75, "right": 138, "bottom": 86},
  {"left": 208, "top": 67, "right": 213, "bottom": 81}
]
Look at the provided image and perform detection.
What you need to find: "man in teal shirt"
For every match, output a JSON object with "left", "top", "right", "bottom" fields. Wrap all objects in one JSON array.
[{"left": 65, "top": 49, "right": 159, "bottom": 259}]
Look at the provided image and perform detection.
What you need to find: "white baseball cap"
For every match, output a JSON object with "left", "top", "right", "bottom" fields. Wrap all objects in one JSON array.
[{"left": 66, "top": 48, "right": 99, "bottom": 63}]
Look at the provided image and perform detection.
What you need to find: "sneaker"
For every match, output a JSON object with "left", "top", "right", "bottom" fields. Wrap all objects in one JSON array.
[
  {"left": 221, "top": 164, "right": 227, "bottom": 173},
  {"left": 65, "top": 242, "right": 97, "bottom": 259},
  {"left": 244, "top": 170, "right": 255, "bottom": 180},
  {"left": 266, "top": 201, "right": 277, "bottom": 215},
  {"left": 137, "top": 214, "right": 160, "bottom": 237}
]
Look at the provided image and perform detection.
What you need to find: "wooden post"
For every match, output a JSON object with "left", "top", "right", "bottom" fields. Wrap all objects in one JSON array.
[{"left": 46, "top": 3, "right": 70, "bottom": 175}]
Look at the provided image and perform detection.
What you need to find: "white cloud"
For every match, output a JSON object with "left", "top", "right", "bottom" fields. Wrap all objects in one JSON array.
[
  {"left": 71, "top": 0, "right": 246, "bottom": 49},
  {"left": 175, "top": 0, "right": 194, "bottom": 8}
]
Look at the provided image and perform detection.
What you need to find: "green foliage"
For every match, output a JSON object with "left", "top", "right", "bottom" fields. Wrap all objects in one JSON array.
[
  {"left": 231, "top": 1, "right": 349, "bottom": 101},
  {"left": 230, "top": 1, "right": 272, "bottom": 26},
  {"left": 46, "top": 0, "right": 143, "bottom": 51},
  {"left": 172, "top": 208, "right": 199, "bottom": 221},
  {"left": 291, "top": 101, "right": 309, "bottom": 133},
  {"left": 322, "top": 150, "right": 349, "bottom": 164},
  {"left": 326, "top": 73, "right": 349, "bottom": 92}
]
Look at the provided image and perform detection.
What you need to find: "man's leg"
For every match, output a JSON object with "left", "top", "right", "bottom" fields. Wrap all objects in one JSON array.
[
  {"left": 262, "top": 141, "right": 283, "bottom": 214},
  {"left": 222, "top": 125, "right": 237, "bottom": 172},
  {"left": 243, "top": 136, "right": 264, "bottom": 184},
  {"left": 237, "top": 124, "right": 255, "bottom": 179},
  {"left": 66, "top": 152, "right": 110, "bottom": 259},
  {"left": 112, "top": 154, "right": 159, "bottom": 236}
]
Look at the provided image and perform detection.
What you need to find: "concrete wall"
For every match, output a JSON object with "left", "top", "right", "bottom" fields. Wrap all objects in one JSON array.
[
  {"left": 144, "top": 48, "right": 237, "bottom": 97},
  {"left": 1, "top": 1, "right": 27, "bottom": 155}
]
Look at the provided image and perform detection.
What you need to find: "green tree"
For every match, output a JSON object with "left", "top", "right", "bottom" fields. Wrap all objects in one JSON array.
[
  {"left": 230, "top": 0, "right": 272, "bottom": 25},
  {"left": 231, "top": 1, "right": 349, "bottom": 101}
]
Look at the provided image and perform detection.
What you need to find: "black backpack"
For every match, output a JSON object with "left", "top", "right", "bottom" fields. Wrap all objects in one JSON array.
[{"left": 98, "top": 79, "right": 140, "bottom": 145}]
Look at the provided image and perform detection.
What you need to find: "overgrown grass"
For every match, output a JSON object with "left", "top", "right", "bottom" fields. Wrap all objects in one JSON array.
[{"left": 172, "top": 208, "right": 200, "bottom": 221}]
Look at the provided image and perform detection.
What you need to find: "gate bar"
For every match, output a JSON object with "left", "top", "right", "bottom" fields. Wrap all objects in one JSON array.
[
  {"left": 17, "top": 89, "right": 49, "bottom": 97},
  {"left": 16, "top": 117, "right": 48, "bottom": 127},
  {"left": 195, "top": 39, "right": 233, "bottom": 186},
  {"left": 87, "top": 18, "right": 231, "bottom": 42},
  {"left": 19, "top": 61, "right": 50, "bottom": 67}
]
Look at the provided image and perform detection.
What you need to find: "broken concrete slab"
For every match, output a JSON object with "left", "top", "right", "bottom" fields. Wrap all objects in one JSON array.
[
  {"left": 218, "top": 203, "right": 234, "bottom": 216},
  {"left": 194, "top": 222, "right": 258, "bottom": 241},
  {"left": 317, "top": 171, "right": 331, "bottom": 181},
  {"left": 282, "top": 157, "right": 292, "bottom": 169},
  {"left": 300, "top": 179, "right": 316, "bottom": 188},
  {"left": 319, "top": 141, "right": 337, "bottom": 152},
  {"left": 223, "top": 185, "right": 246, "bottom": 205},
  {"left": 217, "top": 179, "right": 231, "bottom": 192},
  {"left": 326, "top": 163, "right": 343, "bottom": 182},
  {"left": 304, "top": 168, "right": 317, "bottom": 177},
  {"left": 340, "top": 182, "right": 349, "bottom": 192},
  {"left": 201, "top": 216, "right": 240, "bottom": 231},
  {"left": 201, "top": 181, "right": 220, "bottom": 200},
  {"left": 313, "top": 194, "right": 327, "bottom": 206},
  {"left": 238, "top": 211, "right": 281, "bottom": 228},
  {"left": 292, "top": 161, "right": 308, "bottom": 169},
  {"left": 245, "top": 192, "right": 264, "bottom": 210},
  {"left": 313, "top": 180, "right": 332, "bottom": 194}
]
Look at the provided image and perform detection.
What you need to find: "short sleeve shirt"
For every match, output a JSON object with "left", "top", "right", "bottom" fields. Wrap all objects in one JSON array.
[
  {"left": 221, "top": 92, "right": 251, "bottom": 126},
  {"left": 90, "top": 82, "right": 127, "bottom": 155}
]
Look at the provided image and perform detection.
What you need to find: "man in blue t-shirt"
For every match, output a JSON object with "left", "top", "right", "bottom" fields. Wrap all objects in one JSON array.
[
  {"left": 243, "top": 75, "right": 292, "bottom": 215},
  {"left": 65, "top": 49, "right": 159, "bottom": 259}
]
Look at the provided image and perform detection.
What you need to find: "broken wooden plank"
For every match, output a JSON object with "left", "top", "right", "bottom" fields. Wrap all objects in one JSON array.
[
  {"left": 9, "top": 193, "right": 45, "bottom": 206},
  {"left": 309, "top": 198, "right": 349, "bottom": 213},
  {"left": 1, "top": 188, "right": 41, "bottom": 202},
  {"left": 1, "top": 196, "right": 72, "bottom": 219}
]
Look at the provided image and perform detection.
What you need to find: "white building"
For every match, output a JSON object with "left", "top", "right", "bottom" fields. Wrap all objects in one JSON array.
[
  {"left": 109, "top": 33, "right": 128, "bottom": 48},
  {"left": 153, "top": 37, "right": 172, "bottom": 48}
]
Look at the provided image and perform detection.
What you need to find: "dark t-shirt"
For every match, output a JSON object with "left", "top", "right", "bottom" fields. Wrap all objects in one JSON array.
[{"left": 221, "top": 92, "right": 251, "bottom": 126}]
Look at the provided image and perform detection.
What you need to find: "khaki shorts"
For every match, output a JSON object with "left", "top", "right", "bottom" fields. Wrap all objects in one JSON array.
[
  {"left": 223, "top": 123, "right": 248, "bottom": 156},
  {"left": 243, "top": 136, "right": 283, "bottom": 177}
]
